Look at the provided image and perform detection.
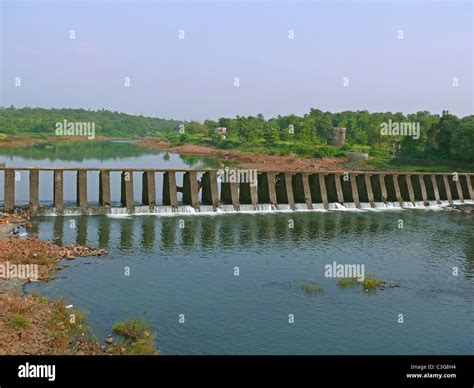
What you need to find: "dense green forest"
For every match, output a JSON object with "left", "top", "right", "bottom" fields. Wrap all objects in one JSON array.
[
  {"left": 1, "top": 106, "right": 473, "bottom": 164},
  {"left": 0, "top": 107, "right": 182, "bottom": 136}
]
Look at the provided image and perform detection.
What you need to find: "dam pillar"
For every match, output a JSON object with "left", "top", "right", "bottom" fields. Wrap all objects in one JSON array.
[
  {"left": 99, "top": 170, "right": 111, "bottom": 207},
  {"left": 142, "top": 171, "right": 156, "bottom": 206},
  {"left": 202, "top": 171, "right": 219, "bottom": 209},
  {"left": 221, "top": 181, "right": 239, "bottom": 210},
  {"left": 257, "top": 172, "right": 277, "bottom": 206},
  {"left": 183, "top": 171, "right": 199, "bottom": 209},
  {"left": 379, "top": 174, "right": 388, "bottom": 202},
  {"left": 392, "top": 175, "right": 403, "bottom": 205},
  {"left": 455, "top": 177, "right": 464, "bottom": 203},
  {"left": 405, "top": 175, "right": 415, "bottom": 203},
  {"left": 4, "top": 169, "right": 15, "bottom": 210},
  {"left": 465, "top": 174, "right": 474, "bottom": 200},
  {"left": 430, "top": 175, "right": 441, "bottom": 204},
  {"left": 301, "top": 173, "right": 313, "bottom": 209},
  {"left": 276, "top": 173, "right": 295, "bottom": 209},
  {"left": 163, "top": 172, "right": 178, "bottom": 208},
  {"left": 53, "top": 170, "right": 64, "bottom": 209},
  {"left": 418, "top": 175, "right": 429, "bottom": 206},
  {"left": 319, "top": 174, "right": 329, "bottom": 209},
  {"left": 239, "top": 179, "right": 258, "bottom": 208},
  {"left": 29, "top": 169, "right": 40, "bottom": 209},
  {"left": 349, "top": 173, "right": 360, "bottom": 208},
  {"left": 442, "top": 175, "right": 453, "bottom": 204},
  {"left": 121, "top": 171, "right": 135, "bottom": 209},
  {"left": 76, "top": 170, "right": 88, "bottom": 208},
  {"left": 292, "top": 173, "right": 312, "bottom": 209},
  {"left": 334, "top": 173, "right": 344, "bottom": 204},
  {"left": 364, "top": 174, "right": 376, "bottom": 207}
]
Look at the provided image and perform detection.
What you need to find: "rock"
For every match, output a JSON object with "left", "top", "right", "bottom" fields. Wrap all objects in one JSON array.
[{"left": 105, "top": 336, "right": 114, "bottom": 345}]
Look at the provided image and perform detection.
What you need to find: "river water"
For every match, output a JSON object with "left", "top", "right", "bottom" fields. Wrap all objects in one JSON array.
[{"left": 1, "top": 142, "right": 472, "bottom": 354}]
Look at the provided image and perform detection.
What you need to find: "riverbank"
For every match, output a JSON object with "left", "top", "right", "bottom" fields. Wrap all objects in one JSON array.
[
  {"left": 0, "top": 212, "right": 157, "bottom": 355},
  {"left": 1, "top": 134, "right": 471, "bottom": 173},
  {"left": 138, "top": 138, "right": 357, "bottom": 171}
]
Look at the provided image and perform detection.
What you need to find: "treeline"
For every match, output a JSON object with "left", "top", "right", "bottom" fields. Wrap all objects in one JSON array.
[
  {"left": 0, "top": 107, "right": 182, "bottom": 137},
  {"left": 195, "top": 109, "right": 472, "bottom": 163},
  {"left": 1, "top": 106, "right": 473, "bottom": 163}
]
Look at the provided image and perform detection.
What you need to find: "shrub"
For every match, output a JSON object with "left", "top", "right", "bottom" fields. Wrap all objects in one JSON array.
[
  {"left": 112, "top": 318, "right": 158, "bottom": 355},
  {"left": 10, "top": 315, "right": 29, "bottom": 329},
  {"left": 362, "top": 275, "right": 384, "bottom": 291}
]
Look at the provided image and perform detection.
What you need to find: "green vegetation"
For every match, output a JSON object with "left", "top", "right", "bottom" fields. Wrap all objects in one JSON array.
[
  {"left": 301, "top": 282, "right": 324, "bottom": 295},
  {"left": 1, "top": 106, "right": 473, "bottom": 168},
  {"left": 0, "top": 106, "right": 181, "bottom": 137},
  {"left": 362, "top": 275, "right": 385, "bottom": 291},
  {"left": 337, "top": 277, "right": 361, "bottom": 288},
  {"left": 337, "top": 275, "right": 386, "bottom": 292},
  {"left": 48, "top": 299, "right": 88, "bottom": 341},
  {"left": 9, "top": 314, "right": 29, "bottom": 329},
  {"left": 112, "top": 317, "right": 158, "bottom": 355}
]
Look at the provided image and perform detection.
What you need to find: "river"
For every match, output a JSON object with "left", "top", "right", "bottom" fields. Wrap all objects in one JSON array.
[{"left": 1, "top": 141, "right": 472, "bottom": 355}]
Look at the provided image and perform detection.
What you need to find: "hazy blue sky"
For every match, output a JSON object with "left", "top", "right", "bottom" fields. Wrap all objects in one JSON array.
[{"left": 1, "top": 1, "right": 472, "bottom": 121}]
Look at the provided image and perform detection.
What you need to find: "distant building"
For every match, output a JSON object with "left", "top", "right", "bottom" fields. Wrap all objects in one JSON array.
[
  {"left": 215, "top": 127, "right": 227, "bottom": 140},
  {"left": 328, "top": 127, "right": 346, "bottom": 147}
]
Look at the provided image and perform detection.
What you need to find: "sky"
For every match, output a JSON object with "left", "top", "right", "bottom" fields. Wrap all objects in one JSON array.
[{"left": 1, "top": 0, "right": 473, "bottom": 121}]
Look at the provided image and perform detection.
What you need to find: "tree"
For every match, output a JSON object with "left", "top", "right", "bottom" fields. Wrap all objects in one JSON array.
[
  {"left": 451, "top": 116, "right": 474, "bottom": 163},
  {"left": 436, "top": 111, "right": 460, "bottom": 157}
]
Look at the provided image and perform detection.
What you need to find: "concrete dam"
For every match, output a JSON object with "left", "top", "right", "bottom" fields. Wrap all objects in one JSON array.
[{"left": 1, "top": 168, "right": 473, "bottom": 215}]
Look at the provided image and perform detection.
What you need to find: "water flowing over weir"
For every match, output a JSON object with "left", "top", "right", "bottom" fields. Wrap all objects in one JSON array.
[{"left": 1, "top": 167, "right": 473, "bottom": 215}]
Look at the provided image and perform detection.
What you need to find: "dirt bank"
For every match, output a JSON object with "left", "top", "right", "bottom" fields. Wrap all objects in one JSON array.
[
  {"left": 0, "top": 292, "right": 135, "bottom": 355},
  {"left": 0, "top": 213, "right": 116, "bottom": 355},
  {"left": 1, "top": 134, "right": 362, "bottom": 171},
  {"left": 0, "top": 237, "right": 108, "bottom": 281},
  {"left": 138, "top": 138, "right": 358, "bottom": 172}
]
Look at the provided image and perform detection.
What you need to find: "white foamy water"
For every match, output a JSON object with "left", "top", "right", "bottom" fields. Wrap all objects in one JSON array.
[{"left": 33, "top": 199, "right": 473, "bottom": 217}]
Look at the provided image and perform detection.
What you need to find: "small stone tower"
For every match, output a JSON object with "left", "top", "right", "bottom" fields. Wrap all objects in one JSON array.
[{"left": 327, "top": 127, "right": 346, "bottom": 148}]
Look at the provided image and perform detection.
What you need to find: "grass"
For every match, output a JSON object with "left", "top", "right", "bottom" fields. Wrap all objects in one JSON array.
[
  {"left": 301, "top": 282, "right": 324, "bottom": 295},
  {"left": 336, "top": 275, "right": 387, "bottom": 292},
  {"left": 112, "top": 317, "right": 158, "bottom": 355},
  {"left": 10, "top": 314, "right": 29, "bottom": 329},
  {"left": 337, "top": 277, "right": 361, "bottom": 288},
  {"left": 367, "top": 157, "right": 474, "bottom": 173},
  {"left": 32, "top": 291, "right": 49, "bottom": 304},
  {"left": 362, "top": 275, "right": 385, "bottom": 291},
  {"left": 47, "top": 298, "right": 88, "bottom": 341}
]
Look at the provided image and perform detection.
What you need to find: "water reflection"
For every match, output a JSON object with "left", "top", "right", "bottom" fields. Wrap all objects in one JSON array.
[
  {"left": 34, "top": 211, "right": 474, "bottom": 277},
  {"left": 0, "top": 141, "right": 154, "bottom": 163}
]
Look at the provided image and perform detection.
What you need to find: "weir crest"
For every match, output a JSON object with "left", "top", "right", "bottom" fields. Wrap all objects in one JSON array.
[{"left": 1, "top": 168, "right": 472, "bottom": 215}]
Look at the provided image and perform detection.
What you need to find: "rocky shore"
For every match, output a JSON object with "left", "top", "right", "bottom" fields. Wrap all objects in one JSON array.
[{"left": 0, "top": 212, "right": 119, "bottom": 355}]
